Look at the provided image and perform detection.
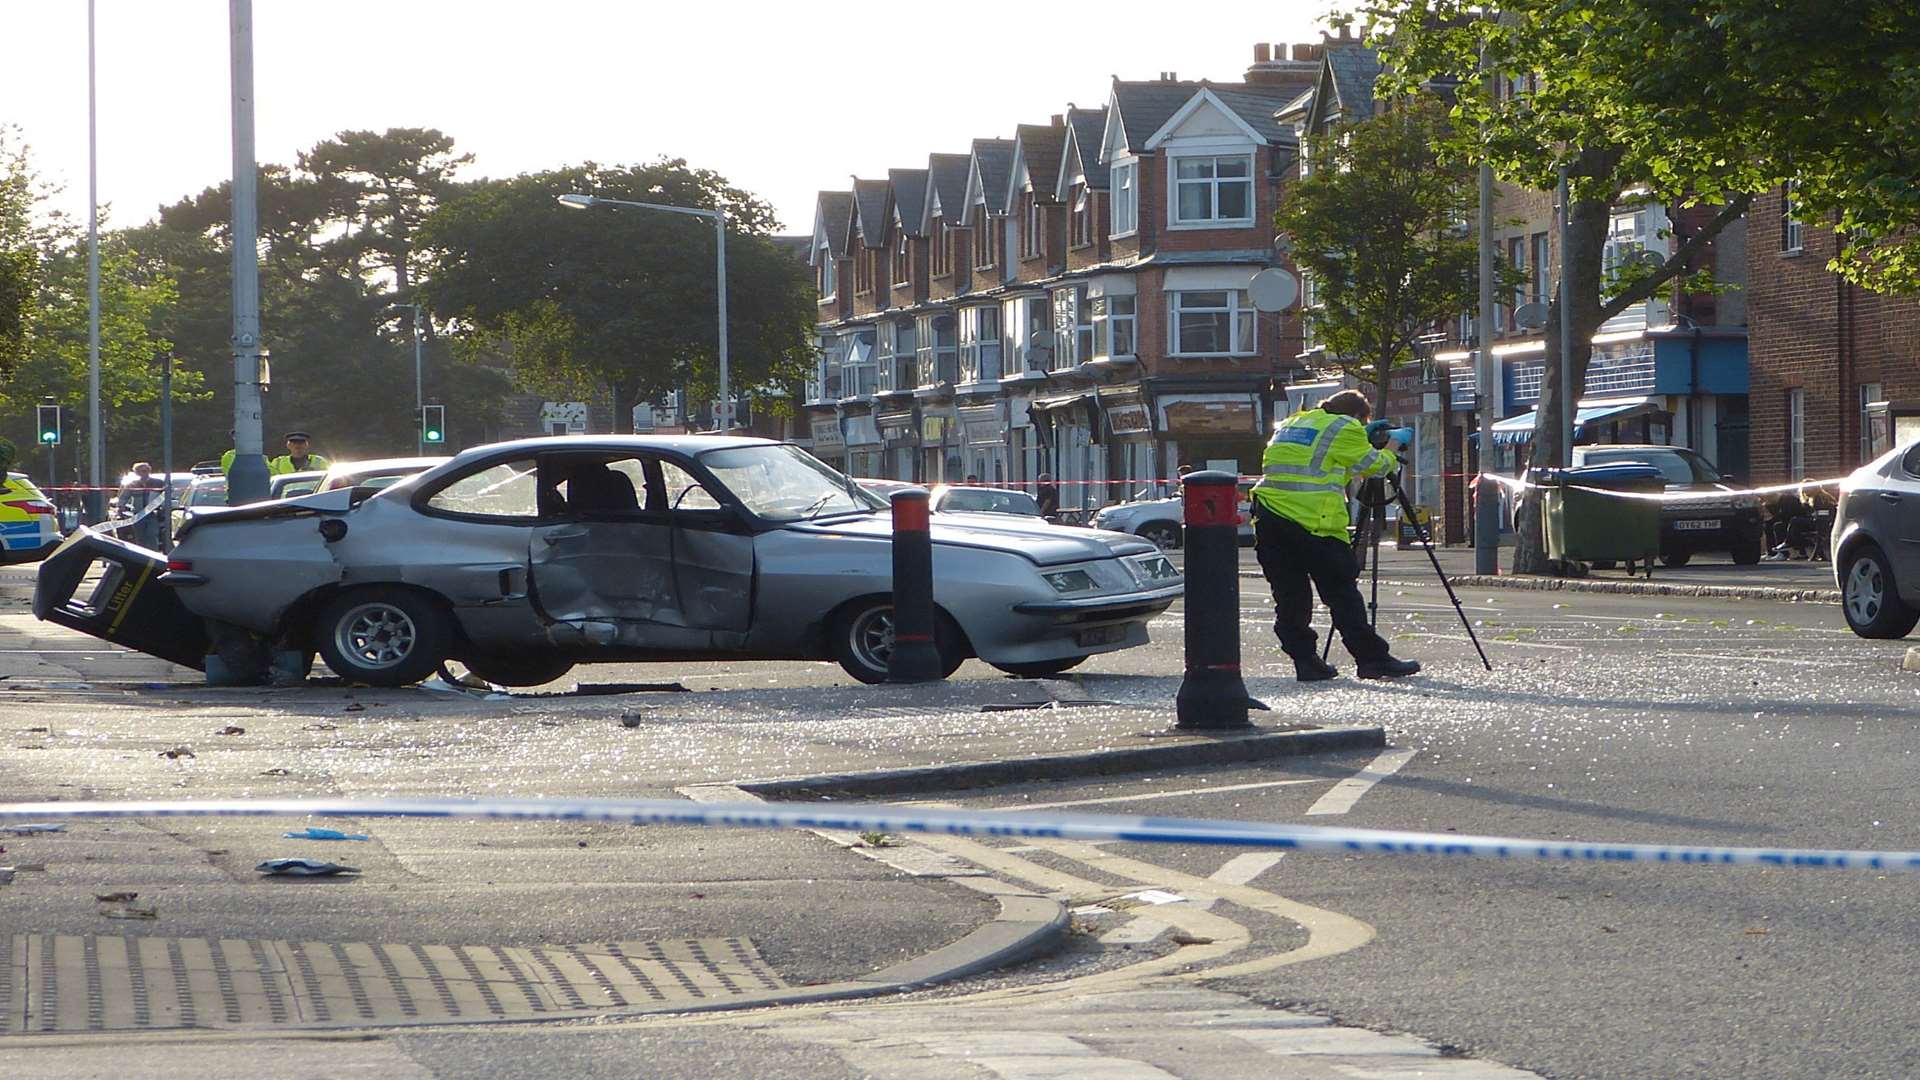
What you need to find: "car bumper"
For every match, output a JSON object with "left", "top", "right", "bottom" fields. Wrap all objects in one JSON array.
[{"left": 1011, "top": 583, "right": 1185, "bottom": 620}]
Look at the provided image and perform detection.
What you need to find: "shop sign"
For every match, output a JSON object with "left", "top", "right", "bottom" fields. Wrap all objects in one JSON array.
[
  {"left": 810, "top": 418, "right": 844, "bottom": 448},
  {"left": 1106, "top": 403, "right": 1151, "bottom": 435},
  {"left": 1161, "top": 397, "right": 1259, "bottom": 437}
]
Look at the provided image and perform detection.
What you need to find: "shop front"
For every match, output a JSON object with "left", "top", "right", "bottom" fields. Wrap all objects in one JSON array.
[
  {"left": 808, "top": 414, "right": 846, "bottom": 470},
  {"left": 958, "top": 402, "right": 1008, "bottom": 484},
  {"left": 1099, "top": 389, "right": 1159, "bottom": 501},
  {"left": 920, "top": 409, "right": 963, "bottom": 483},
  {"left": 877, "top": 409, "right": 918, "bottom": 482},
  {"left": 1153, "top": 390, "right": 1266, "bottom": 479},
  {"left": 1030, "top": 393, "right": 1104, "bottom": 514},
  {"left": 843, "top": 412, "right": 883, "bottom": 478}
]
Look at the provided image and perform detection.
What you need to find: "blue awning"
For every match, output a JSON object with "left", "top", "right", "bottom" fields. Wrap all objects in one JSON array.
[{"left": 1485, "top": 396, "right": 1659, "bottom": 446}]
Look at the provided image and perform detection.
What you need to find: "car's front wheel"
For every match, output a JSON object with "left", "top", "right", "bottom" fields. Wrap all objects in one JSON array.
[
  {"left": 1137, "top": 522, "right": 1182, "bottom": 551},
  {"left": 1729, "top": 534, "right": 1764, "bottom": 565},
  {"left": 990, "top": 657, "right": 1088, "bottom": 678},
  {"left": 315, "top": 587, "right": 451, "bottom": 687},
  {"left": 1842, "top": 544, "right": 1920, "bottom": 639},
  {"left": 831, "top": 599, "right": 966, "bottom": 684}
]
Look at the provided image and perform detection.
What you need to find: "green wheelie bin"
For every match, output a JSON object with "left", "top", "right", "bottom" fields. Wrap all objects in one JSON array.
[{"left": 1542, "top": 463, "right": 1664, "bottom": 577}]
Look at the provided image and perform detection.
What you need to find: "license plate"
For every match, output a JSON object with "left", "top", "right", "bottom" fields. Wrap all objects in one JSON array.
[
  {"left": 1673, "top": 519, "right": 1721, "bottom": 531},
  {"left": 1076, "top": 625, "right": 1128, "bottom": 647}
]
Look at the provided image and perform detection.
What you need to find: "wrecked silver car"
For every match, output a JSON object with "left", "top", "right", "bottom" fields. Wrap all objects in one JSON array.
[{"left": 156, "top": 436, "right": 1182, "bottom": 686}]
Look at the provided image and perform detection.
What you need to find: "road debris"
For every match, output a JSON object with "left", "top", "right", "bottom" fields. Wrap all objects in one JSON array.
[
  {"left": 3, "top": 822, "right": 65, "bottom": 834},
  {"left": 283, "top": 827, "right": 369, "bottom": 841},
  {"left": 570, "top": 682, "right": 691, "bottom": 696},
  {"left": 95, "top": 891, "right": 139, "bottom": 902},
  {"left": 256, "top": 858, "right": 360, "bottom": 877},
  {"left": 159, "top": 746, "right": 195, "bottom": 759},
  {"left": 101, "top": 903, "right": 158, "bottom": 919},
  {"left": 216, "top": 725, "right": 246, "bottom": 736}
]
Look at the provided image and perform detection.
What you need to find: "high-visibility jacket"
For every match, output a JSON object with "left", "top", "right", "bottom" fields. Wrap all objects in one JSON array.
[
  {"left": 220, "top": 449, "right": 236, "bottom": 475},
  {"left": 269, "top": 453, "right": 330, "bottom": 476},
  {"left": 1250, "top": 408, "right": 1397, "bottom": 540}
]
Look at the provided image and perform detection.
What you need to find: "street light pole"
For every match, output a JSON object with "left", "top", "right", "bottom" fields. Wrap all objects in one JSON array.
[
  {"left": 85, "top": 0, "right": 103, "bottom": 516},
  {"left": 1557, "top": 163, "right": 1574, "bottom": 469},
  {"left": 557, "top": 194, "right": 730, "bottom": 432},
  {"left": 225, "top": 0, "right": 270, "bottom": 504}
]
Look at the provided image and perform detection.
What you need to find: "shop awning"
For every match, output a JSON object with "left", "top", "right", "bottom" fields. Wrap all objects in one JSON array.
[{"left": 1486, "top": 396, "right": 1659, "bottom": 446}]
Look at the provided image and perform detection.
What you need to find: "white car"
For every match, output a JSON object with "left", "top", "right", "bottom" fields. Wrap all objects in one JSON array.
[{"left": 1091, "top": 486, "right": 1255, "bottom": 550}]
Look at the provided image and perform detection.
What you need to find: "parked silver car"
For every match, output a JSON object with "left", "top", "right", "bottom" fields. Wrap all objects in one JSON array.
[
  {"left": 1833, "top": 441, "right": 1920, "bottom": 638},
  {"left": 162, "top": 436, "right": 1182, "bottom": 686}
]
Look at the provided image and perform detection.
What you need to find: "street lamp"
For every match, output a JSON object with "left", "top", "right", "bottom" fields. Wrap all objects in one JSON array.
[{"left": 557, "top": 193, "right": 731, "bottom": 433}]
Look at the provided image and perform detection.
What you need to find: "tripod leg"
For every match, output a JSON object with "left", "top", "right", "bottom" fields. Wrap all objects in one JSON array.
[{"left": 1392, "top": 478, "right": 1493, "bottom": 671}]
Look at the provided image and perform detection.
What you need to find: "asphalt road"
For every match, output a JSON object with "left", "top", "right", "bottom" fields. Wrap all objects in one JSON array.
[{"left": 4, "top": 562, "right": 1916, "bottom": 1077}]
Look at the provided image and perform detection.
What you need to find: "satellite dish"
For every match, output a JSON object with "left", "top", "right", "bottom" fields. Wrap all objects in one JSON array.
[
  {"left": 1248, "top": 268, "right": 1300, "bottom": 312},
  {"left": 1513, "top": 302, "right": 1549, "bottom": 330}
]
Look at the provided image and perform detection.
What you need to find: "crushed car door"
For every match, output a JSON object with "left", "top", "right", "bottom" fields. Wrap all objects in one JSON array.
[
  {"left": 528, "top": 455, "right": 684, "bottom": 639},
  {"left": 661, "top": 460, "right": 753, "bottom": 632}
]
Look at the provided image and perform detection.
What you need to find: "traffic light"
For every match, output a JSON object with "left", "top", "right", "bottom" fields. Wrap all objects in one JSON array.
[
  {"left": 421, "top": 404, "right": 446, "bottom": 445},
  {"left": 35, "top": 403, "right": 60, "bottom": 446}
]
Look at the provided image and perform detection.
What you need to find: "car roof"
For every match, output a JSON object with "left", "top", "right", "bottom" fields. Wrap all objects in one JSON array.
[
  {"left": 271, "top": 470, "right": 327, "bottom": 481},
  {"left": 448, "top": 435, "right": 779, "bottom": 465},
  {"left": 325, "top": 456, "right": 450, "bottom": 474}
]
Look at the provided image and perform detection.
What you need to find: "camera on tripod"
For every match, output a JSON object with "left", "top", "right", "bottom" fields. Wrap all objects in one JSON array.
[{"left": 1365, "top": 418, "right": 1414, "bottom": 455}]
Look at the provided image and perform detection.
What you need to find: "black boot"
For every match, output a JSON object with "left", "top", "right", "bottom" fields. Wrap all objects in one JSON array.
[
  {"left": 1356, "top": 656, "right": 1421, "bottom": 680},
  {"left": 1294, "top": 656, "right": 1338, "bottom": 682}
]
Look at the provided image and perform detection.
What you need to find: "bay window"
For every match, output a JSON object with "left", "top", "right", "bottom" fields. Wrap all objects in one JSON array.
[
  {"left": 1051, "top": 288, "right": 1093, "bottom": 369},
  {"left": 959, "top": 305, "right": 1002, "bottom": 384},
  {"left": 1111, "top": 162, "right": 1137, "bottom": 235},
  {"left": 1170, "top": 290, "right": 1255, "bottom": 356},
  {"left": 1171, "top": 154, "right": 1253, "bottom": 226},
  {"left": 916, "top": 313, "right": 957, "bottom": 386}
]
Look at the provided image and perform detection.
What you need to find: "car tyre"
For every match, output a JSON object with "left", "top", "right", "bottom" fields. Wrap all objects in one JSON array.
[
  {"left": 315, "top": 587, "right": 451, "bottom": 687},
  {"left": 1138, "top": 522, "right": 1182, "bottom": 551},
  {"left": 1841, "top": 544, "right": 1920, "bottom": 639},
  {"left": 1729, "top": 535, "right": 1764, "bottom": 565},
  {"left": 831, "top": 599, "right": 965, "bottom": 684},
  {"left": 456, "top": 652, "right": 576, "bottom": 688},
  {"left": 1661, "top": 551, "right": 1692, "bottom": 568},
  {"left": 990, "top": 657, "right": 1088, "bottom": 678}
]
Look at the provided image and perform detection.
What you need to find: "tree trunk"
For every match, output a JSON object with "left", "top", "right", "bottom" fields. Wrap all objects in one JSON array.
[
  {"left": 609, "top": 380, "right": 635, "bottom": 434},
  {"left": 1511, "top": 192, "right": 1615, "bottom": 575}
]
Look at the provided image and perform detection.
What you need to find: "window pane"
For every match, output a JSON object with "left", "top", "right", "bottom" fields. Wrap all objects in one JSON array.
[
  {"left": 1177, "top": 183, "right": 1211, "bottom": 221},
  {"left": 428, "top": 460, "right": 539, "bottom": 518},
  {"left": 1236, "top": 310, "right": 1255, "bottom": 352},
  {"left": 1111, "top": 295, "right": 1136, "bottom": 316},
  {"left": 1217, "top": 180, "right": 1251, "bottom": 219},
  {"left": 1215, "top": 157, "right": 1250, "bottom": 177},
  {"left": 660, "top": 462, "right": 721, "bottom": 511},
  {"left": 1179, "top": 291, "right": 1229, "bottom": 309},
  {"left": 1112, "top": 318, "right": 1135, "bottom": 357},
  {"left": 1176, "top": 158, "right": 1214, "bottom": 179},
  {"left": 1179, "top": 312, "right": 1229, "bottom": 353}
]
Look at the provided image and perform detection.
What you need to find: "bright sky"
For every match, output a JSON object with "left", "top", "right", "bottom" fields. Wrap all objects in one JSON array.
[{"left": 3, "top": 0, "right": 1335, "bottom": 236}]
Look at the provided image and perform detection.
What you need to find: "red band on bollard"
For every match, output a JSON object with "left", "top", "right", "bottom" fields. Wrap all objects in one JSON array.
[
  {"left": 1183, "top": 481, "right": 1240, "bottom": 528},
  {"left": 892, "top": 495, "right": 930, "bottom": 532}
]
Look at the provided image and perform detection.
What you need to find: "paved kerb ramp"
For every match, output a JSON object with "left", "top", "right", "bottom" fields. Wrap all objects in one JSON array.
[{"left": 0, "top": 934, "right": 786, "bottom": 1032}]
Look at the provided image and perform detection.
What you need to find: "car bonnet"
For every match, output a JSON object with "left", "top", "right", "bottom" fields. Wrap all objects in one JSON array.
[{"left": 798, "top": 514, "right": 1157, "bottom": 566}]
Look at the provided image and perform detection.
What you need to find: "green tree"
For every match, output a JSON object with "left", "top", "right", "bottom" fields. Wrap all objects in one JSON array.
[
  {"left": 0, "top": 129, "right": 38, "bottom": 383},
  {"left": 1275, "top": 97, "right": 1492, "bottom": 418},
  {"left": 1365, "top": 0, "right": 1920, "bottom": 573},
  {"left": 300, "top": 128, "right": 473, "bottom": 299},
  {"left": 420, "top": 159, "right": 816, "bottom": 432}
]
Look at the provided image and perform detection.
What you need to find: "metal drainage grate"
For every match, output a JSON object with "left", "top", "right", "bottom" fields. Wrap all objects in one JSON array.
[{"left": 1, "top": 935, "right": 785, "bottom": 1032}]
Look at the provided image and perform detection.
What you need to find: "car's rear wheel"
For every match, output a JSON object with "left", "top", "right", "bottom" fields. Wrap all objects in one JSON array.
[
  {"left": 1730, "top": 534, "right": 1764, "bottom": 565},
  {"left": 831, "top": 599, "right": 965, "bottom": 684},
  {"left": 1842, "top": 544, "right": 1920, "bottom": 639},
  {"left": 456, "top": 652, "right": 576, "bottom": 688},
  {"left": 1662, "top": 551, "right": 1692, "bottom": 568},
  {"left": 990, "top": 657, "right": 1088, "bottom": 678},
  {"left": 315, "top": 587, "right": 451, "bottom": 687},
  {"left": 1137, "top": 522, "right": 1181, "bottom": 551}
]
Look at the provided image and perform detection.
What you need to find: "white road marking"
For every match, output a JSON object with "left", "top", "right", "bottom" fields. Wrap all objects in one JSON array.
[
  {"left": 1305, "top": 748, "right": 1417, "bottom": 816},
  {"left": 1398, "top": 631, "right": 1581, "bottom": 651},
  {"left": 1662, "top": 651, "right": 1868, "bottom": 667},
  {"left": 1209, "top": 851, "right": 1285, "bottom": 886}
]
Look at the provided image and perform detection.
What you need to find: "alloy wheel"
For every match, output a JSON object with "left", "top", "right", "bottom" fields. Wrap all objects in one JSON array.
[
  {"left": 1846, "top": 558, "right": 1884, "bottom": 626},
  {"left": 849, "top": 606, "right": 896, "bottom": 671},
  {"left": 335, "top": 602, "right": 419, "bottom": 670}
]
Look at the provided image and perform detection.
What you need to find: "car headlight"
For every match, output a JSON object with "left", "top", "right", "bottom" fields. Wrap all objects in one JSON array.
[
  {"left": 1732, "top": 495, "right": 1760, "bottom": 510},
  {"left": 1043, "top": 569, "right": 1100, "bottom": 594}
]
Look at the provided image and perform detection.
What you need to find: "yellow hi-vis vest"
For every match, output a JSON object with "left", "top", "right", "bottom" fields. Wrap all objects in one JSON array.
[{"left": 1250, "top": 408, "right": 1397, "bottom": 540}]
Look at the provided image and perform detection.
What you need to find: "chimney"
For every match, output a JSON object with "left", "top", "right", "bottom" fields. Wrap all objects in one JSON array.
[
  {"left": 1292, "top": 43, "right": 1319, "bottom": 61},
  {"left": 1051, "top": 113, "right": 1064, "bottom": 127},
  {"left": 1253, "top": 43, "right": 1272, "bottom": 63},
  {"left": 1246, "top": 41, "right": 1321, "bottom": 90}
]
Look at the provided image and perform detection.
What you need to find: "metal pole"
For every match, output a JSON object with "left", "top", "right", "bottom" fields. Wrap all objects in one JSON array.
[
  {"left": 1557, "top": 164, "right": 1574, "bottom": 469},
  {"left": 160, "top": 356, "right": 174, "bottom": 552},
  {"left": 1175, "top": 471, "right": 1252, "bottom": 731},
  {"left": 886, "top": 488, "right": 943, "bottom": 682},
  {"left": 715, "top": 208, "right": 730, "bottom": 433},
  {"left": 1473, "top": 155, "right": 1500, "bottom": 574},
  {"left": 226, "top": 0, "right": 270, "bottom": 504},
  {"left": 413, "top": 304, "right": 424, "bottom": 455},
  {"left": 85, "top": 0, "right": 104, "bottom": 517}
]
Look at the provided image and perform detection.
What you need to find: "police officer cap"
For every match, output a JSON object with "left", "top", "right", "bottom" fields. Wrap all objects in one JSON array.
[{"left": 285, "top": 431, "right": 311, "bottom": 441}]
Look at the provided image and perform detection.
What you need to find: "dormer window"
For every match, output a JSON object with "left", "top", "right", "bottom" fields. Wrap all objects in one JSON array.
[
  {"left": 1170, "top": 154, "right": 1254, "bottom": 227},
  {"left": 891, "top": 231, "right": 910, "bottom": 286},
  {"left": 1021, "top": 191, "right": 1041, "bottom": 259},
  {"left": 1111, "top": 163, "right": 1138, "bottom": 236},
  {"left": 931, "top": 216, "right": 949, "bottom": 277},
  {"left": 1069, "top": 184, "right": 1093, "bottom": 249},
  {"left": 816, "top": 245, "right": 836, "bottom": 299},
  {"left": 973, "top": 201, "right": 997, "bottom": 270}
]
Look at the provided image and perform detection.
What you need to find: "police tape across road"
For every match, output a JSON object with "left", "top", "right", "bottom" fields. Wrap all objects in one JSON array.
[
  {"left": 1, "top": 796, "right": 1915, "bottom": 873},
  {"left": 1476, "top": 471, "right": 1849, "bottom": 503}
]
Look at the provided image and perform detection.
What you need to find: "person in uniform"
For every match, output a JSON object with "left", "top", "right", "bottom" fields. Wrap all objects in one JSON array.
[
  {"left": 268, "top": 431, "right": 331, "bottom": 476},
  {"left": 1249, "top": 389, "right": 1420, "bottom": 682}
]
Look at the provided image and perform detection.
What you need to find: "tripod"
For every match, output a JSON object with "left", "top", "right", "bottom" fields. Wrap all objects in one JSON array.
[{"left": 1322, "top": 470, "right": 1492, "bottom": 671}]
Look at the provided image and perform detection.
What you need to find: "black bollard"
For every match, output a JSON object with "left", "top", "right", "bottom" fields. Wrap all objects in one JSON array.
[
  {"left": 887, "top": 487, "right": 944, "bottom": 683},
  {"left": 1175, "top": 470, "right": 1253, "bottom": 731}
]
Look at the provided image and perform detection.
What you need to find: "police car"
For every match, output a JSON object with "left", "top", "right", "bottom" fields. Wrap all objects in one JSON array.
[{"left": 0, "top": 473, "right": 63, "bottom": 564}]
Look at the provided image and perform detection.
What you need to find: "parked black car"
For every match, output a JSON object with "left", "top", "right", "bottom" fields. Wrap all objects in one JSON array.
[{"left": 1571, "top": 445, "right": 1764, "bottom": 566}]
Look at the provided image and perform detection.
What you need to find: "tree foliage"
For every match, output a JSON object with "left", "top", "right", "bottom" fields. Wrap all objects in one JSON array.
[
  {"left": 420, "top": 159, "right": 816, "bottom": 431},
  {"left": 1276, "top": 97, "right": 1494, "bottom": 416},
  {"left": 1362, "top": 0, "right": 1920, "bottom": 572}
]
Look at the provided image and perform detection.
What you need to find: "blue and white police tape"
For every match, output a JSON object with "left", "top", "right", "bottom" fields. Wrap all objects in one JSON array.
[{"left": 0, "top": 796, "right": 1914, "bottom": 872}]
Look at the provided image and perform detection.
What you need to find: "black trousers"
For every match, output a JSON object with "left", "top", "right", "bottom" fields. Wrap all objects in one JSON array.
[{"left": 1253, "top": 503, "right": 1392, "bottom": 665}]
